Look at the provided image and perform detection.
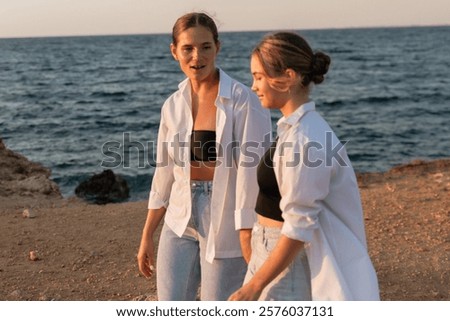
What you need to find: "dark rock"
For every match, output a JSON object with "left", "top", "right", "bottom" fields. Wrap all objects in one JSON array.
[
  {"left": 75, "top": 170, "right": 129, "bottom": 204},
  {"left": 0, "top": 138, "right": 62, "bottom": 199}
]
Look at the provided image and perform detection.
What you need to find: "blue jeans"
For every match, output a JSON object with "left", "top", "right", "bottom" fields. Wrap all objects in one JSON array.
[
  {"left": 156, "top": 181, "right": 247, "bottom": 301},
  {"left": 244, "top": 222, "right": 312, "bottom": 300}
]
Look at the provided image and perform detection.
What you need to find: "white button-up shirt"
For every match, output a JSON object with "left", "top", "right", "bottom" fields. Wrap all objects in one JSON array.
[
  {"left": 274, "top": 101, "right": 379, "bottom": 300},
  {"left": 148, "top": 69, "right": 272, "bottom": 263}
]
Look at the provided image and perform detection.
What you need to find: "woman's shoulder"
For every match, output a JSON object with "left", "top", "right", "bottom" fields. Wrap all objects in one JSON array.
[
  {"left": 161, "top": 77, "right": 190, "bottom": 106},
  {"left": 158, "top": 90, "right": 190, "bottom": 125},
  {"left": 161, "top": 88, "right": 185, "bottom": 110},
  {"left": 218, "top": 69, "right": 252, "bottom": 98},
  {"left": 288, "top": 111, "right": 340, "bottom": 147}
]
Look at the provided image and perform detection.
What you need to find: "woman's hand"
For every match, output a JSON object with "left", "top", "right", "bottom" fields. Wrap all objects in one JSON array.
[
  {"left": 137, "top": 207, "right": 166, "bottom": 279},
  {"left": 229, "top": 235, "right": 305, "bottom": 301},
  {"left": 137, "top": 237, "right": 156, "bottom": 278},
  {"left": 228, "top": 282, "right": 262, "bottom": 301}
]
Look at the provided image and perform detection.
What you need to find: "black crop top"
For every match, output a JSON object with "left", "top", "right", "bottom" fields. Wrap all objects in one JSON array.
[
  {"left": 255, "top": 140, "right": 283, "bottom": 221},
  {"left": 190, "top": 130, "right": 217, "bottom": 162}
]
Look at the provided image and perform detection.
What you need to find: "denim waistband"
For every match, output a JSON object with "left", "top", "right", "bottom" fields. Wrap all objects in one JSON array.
[
  {"left": 191, "top": 180, "right": 213, "bottom": 193},
  {"left": 253, "top": 221, "right": 281, "bottom": 239}
]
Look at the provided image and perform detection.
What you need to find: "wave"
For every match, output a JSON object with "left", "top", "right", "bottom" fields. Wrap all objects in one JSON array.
[
  {"left": 90, "top": 91, "right": 128, "bottom": 98},
  {"left": 321, "top": 95, "right": 401, "bottom": 107}
]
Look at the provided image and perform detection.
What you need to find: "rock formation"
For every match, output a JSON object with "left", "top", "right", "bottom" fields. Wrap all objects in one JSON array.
[
  {"left": 0, "top": 138, "right": 62, "bottom": 201},
  {"left": 75, "top": 169, "right": 129, "bottom": 204}
]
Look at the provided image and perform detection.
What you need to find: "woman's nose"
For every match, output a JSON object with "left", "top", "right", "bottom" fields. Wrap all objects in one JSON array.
[{"left": 192, "top": 48, "right": 200, "bottom": 60}]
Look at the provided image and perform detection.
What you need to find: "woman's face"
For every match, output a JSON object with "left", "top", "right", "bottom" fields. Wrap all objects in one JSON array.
[
  {"left": 250, "top": 54, "right": 286, "bottom": 109},
  {"left": 171, "top": 26, "right": 220, "bottom": 82}
]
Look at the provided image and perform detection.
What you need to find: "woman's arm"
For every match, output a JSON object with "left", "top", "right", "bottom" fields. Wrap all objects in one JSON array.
[
  {"left": 139, "top": 103, "right": 175, "bottom": 278},
  {"left": 233, "top": 89, "right": 272, "bottom": 253},
  {"left": 228, "top": 235, "right": 304, "bottom": 300},
  {"left": 239, "top": 229, "right": 252, "bottom": 263},
  {"left": 137, "top": 207, "right": 166, "bottom": 278}
]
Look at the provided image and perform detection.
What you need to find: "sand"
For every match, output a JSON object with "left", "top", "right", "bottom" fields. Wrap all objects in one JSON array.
[{"left": 0, "top": 139, "right": 449, "bottom": 300}]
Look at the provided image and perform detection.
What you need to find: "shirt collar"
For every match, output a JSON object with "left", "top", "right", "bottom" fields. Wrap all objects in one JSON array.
[
  {"left": 277, "top": 101, "right": 316, "bottom": 127},
  {"left": 217, "top": 68, "right": 232, "bottom": 100}
]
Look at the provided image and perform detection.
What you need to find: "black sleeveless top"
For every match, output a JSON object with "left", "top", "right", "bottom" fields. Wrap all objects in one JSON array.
[
  {"left": 255, "top": 140, "right": 283, "bottom": 221},
  {"left": 190, "top": 130, "right": 217, "bottom": 162}
]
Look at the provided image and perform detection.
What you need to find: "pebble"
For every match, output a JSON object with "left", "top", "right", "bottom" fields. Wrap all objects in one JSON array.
[
  {"left": 9, "top": 290, "right": 22, "bottom": 299},
  {"left": 39, "top": 294, "right": 49, "bottom": 301},
  {"left": 22, "top": 208, "right": 36, "bottom": 218},
  {"left": 29, "top": 250, "right": 39, "bottom": 261}
]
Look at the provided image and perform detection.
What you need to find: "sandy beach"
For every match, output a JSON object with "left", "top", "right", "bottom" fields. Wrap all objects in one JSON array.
[{"left": 1, "top": 140, "right": 449, "bottom": 301}]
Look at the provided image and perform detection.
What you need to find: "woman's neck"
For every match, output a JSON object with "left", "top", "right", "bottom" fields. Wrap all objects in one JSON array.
[
  {"left": 280, "top": 92, "right": 309, "bottom": 117},
  {"left": 190, "top": 68, "right": 220, "bottom": 94}
]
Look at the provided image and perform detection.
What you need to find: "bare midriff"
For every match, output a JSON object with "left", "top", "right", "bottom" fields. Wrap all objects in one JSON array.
[{"left": 257, "top": 214, "right": 283, "bottom": 228}]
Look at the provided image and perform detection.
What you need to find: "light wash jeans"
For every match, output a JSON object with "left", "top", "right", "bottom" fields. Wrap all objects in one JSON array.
[
  {"left": 244, "top": 222, "right": 312, "bottom": 300},
  {"left": 156, "top": 180, "right": 247, "bottom": 301}
]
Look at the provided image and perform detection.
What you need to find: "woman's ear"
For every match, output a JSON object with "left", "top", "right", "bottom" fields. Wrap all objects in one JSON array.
[
  {"left": 285, "top": 68, "right": 299, "bottom": 83},
  {"left": 215, "top": 41, "right": 221, "bottom": 55},
  {"left": 170, "top": 43, "right": 178, "bottom": 61},
  {"left": 285, "top": 68, "right": 304, "bottom": 88}
]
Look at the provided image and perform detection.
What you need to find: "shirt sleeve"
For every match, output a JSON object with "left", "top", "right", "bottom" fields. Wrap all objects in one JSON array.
[
  {"left": 277, "top": 135, "right": 332, "bottom": 243},
  {"left": 147, "top": 105, "right": 175, "bottom": 209},
  {"left": 233, "top": 90, "right": 272, "bottom": 229}
]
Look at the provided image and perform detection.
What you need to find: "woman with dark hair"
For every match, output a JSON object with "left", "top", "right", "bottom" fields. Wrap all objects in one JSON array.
[
  {"left": 229, "top": 31, "right": 379, "bottom": 301},
  {"left": 137, "top": 12, "right": 271, "bottom": 301}
]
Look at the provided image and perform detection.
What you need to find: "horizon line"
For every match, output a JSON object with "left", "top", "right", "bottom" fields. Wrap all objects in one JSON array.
[{"left": 1, "top": 23, "right": 449, "bottom": 40}]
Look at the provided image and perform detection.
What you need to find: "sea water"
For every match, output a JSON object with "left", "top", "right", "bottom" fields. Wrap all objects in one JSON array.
[{"left": 1, "top": 26, "right": 449, "bottom": 200}]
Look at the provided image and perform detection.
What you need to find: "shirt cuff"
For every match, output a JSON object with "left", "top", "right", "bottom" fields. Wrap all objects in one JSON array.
[
  {"left": 281, "top": 213, "right": 317, "bottom": 243},
  {"left": 234, "top": 208, "right": 257, "bottom": 230},
  {"left": 147, "top": 191, "right": 168, "bottom": 209}
]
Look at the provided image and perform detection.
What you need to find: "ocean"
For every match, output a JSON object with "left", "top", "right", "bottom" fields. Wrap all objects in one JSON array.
[{"left": 1, "top": 26, "right": 449, "bottom": 200}]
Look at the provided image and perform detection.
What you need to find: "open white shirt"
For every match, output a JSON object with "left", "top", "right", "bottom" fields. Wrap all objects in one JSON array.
[
  {"left": 274, "top": 101, "right": 380, "bottom": 300},
  {"left": 148, "top": 69, "right": 272, "bottom": 263}
]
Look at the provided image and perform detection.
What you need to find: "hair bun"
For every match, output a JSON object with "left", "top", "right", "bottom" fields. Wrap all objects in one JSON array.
[{"left": 310, "top": 52, "right": 331, "bottom": 85}]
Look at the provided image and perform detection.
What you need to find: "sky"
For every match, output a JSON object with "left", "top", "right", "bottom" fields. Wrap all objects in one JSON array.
[{"left": 1, "top": 0, "right": 449, "bottom": 38}]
